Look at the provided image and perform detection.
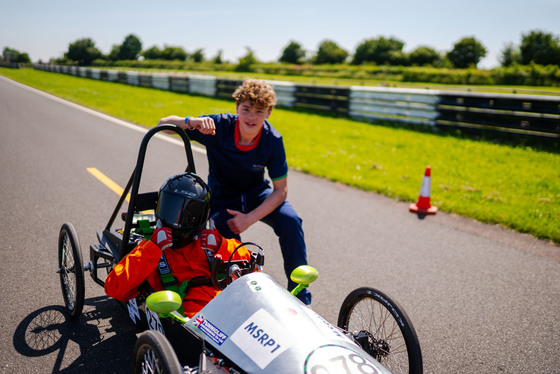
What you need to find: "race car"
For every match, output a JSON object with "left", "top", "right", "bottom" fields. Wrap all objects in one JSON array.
[{"left": 57, "top": 125, "right": 423, "bottom": 373}]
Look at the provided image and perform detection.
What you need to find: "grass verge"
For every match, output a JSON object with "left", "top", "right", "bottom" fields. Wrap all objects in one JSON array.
[{"left": 2, "top": 67, "right": 559, "bottom": 245}]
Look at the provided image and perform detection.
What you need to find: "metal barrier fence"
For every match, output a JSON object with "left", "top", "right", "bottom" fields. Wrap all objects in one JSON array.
[
  {"left": 33, "top": 64, "right": 560, "bottom": 139},
  {"left": 436, "top": 91, "right": 560, "bottom": 137},
  {"left": 349, "top": 86, "right": 440, "bottom": 126}
]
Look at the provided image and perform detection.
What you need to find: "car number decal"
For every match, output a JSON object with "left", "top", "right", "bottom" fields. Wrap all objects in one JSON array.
[
  {"left": 304, "top": 344, "right": 384, "bottom": 374},
  {"left": 231, "top": 308, "right": 294, "bottom": 369}
]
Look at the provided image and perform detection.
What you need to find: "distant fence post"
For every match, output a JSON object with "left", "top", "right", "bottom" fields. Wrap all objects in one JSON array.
[
  {"left": 188, "top": 75, "right": 216, "bottom": 96},
  {"left": 216, "top": 79, "right": 243, "bottom": 100},
  {"left": 294, "top": 84, "right": 350, "bottom": 114},
  {"left": 126, "top": 71, "right": 139, "bottom": 86},
  {"left": 349, "top": 86, "right": 440, "bottom": 126},
  {"left": 269, "top": 80, "right": 296, "bottom": 108},
  {"left": 170, "top": 75, "right": 189, "bottom": 92},
  {"left": 152, "top": 73, "right": 170, "bottom": 91}
]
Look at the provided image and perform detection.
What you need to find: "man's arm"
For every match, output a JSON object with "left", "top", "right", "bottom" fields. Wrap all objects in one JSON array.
[
  {"left": 158, "top": 115, "right": 216, "bottom": 135},
  {"left": 226, "top": 177, "right": 288, "bottom": 235}
]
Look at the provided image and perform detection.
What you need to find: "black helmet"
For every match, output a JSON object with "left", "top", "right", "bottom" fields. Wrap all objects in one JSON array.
[{"left": 156, "top": 173, "right": 211, "bottom": 248}]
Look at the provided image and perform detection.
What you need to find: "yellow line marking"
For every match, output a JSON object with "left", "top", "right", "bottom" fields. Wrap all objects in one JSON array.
[{"left": 87, "top": 167, "right": 130, "bottom": 202}]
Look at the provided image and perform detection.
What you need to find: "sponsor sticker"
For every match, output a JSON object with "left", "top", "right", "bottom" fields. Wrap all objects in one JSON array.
[
  {"left": 231, "top": 309, "right": 294, "bottom": 369},
  {"left": 194, "top": 314, "right": 228, "bottom": 346}
]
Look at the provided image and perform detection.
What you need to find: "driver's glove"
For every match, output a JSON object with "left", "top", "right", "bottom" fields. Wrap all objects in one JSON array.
[
  {"left": 151, "top": 225, "right": 173, "bottom": 251},
  {"left": 200, "top": 229, "right": 222, "bottom": 253}
]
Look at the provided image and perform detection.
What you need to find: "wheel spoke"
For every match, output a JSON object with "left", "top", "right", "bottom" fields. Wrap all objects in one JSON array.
[
  {"left": 142, "top": 349, "right": 163, "bottom": 374},
  {"left": 348, "top": 297, "right": 410, "bottom": 373},
  {"left": 60, "top": 233, "right": 76, "bottom": 310},
  {"left": 58, "top": 224, "right": 85, "bottom": 319}
]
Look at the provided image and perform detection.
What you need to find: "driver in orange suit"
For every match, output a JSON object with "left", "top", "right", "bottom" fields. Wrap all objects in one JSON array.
[{"left": 104, "top": 172, "right": 253, "bottom": 318}]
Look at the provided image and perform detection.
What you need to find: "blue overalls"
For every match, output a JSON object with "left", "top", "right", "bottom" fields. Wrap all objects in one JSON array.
[
  {"left": 186, "top": 113, "right": 312, "bottom": 305},
  {"left": 210, "top": 182, "right": 311, "bottom": 304}
]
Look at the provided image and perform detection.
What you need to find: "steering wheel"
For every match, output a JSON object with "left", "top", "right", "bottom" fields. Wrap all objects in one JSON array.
[{"left": 210, "top": 242, "right": 264, "bottom": 290}]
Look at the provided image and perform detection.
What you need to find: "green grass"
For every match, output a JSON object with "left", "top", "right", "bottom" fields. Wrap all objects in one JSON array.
[{"left": 2, "top": 67, "right": 559, "bottom": 244}]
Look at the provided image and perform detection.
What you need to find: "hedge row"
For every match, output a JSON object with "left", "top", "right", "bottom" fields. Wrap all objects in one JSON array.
[{"left": 82, "top": 60, "right": 560, "bottom": 87}]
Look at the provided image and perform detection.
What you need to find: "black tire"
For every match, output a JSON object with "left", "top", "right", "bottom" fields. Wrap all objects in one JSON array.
[
  {"left": 57, "top": 223, "right": 85, "bottom": 319},
  {"left": 132, "top": 330, "right": 183, "bottom": 374},
  {"left": 337, "top": 287, "right": 423, "bottom": 374}
]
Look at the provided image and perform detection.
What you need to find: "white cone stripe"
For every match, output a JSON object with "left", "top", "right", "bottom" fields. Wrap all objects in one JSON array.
[{"left": 419, "top": 176, "right": 431, "bottom": 197}]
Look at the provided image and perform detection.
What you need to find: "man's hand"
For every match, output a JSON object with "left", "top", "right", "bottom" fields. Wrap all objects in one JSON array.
[
  {"left": 224, "top": 178, "right": 288, "bottom": 236},
  {"left": 187, "top": 117, "right": 216, "bottom": 135},
  {"left": 151, "top": 227, "right": 173, "bottom": 251},
  {"left": 226, "top": 209, "right": 255, "bottom": 235},
  {"left": 200, "top": 229, "right": 222, "bottom": 253}
]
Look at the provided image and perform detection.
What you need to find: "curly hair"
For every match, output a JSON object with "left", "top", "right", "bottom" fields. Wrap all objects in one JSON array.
[{"left": 232, "top": 79, "right": 277, "bottom": 109}]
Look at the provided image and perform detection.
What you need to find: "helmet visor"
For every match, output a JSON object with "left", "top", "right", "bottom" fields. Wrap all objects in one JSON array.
[{"left": 157, "top": 193, "right": 209, "bottom": 229}]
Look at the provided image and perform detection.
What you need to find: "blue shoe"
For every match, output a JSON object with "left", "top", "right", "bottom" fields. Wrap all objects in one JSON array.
[{"left": 296, "top": 288, "right": 312, "bottom": 305}]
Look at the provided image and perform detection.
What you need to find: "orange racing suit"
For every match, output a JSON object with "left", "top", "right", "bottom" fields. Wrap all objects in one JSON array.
[{"left": 104, "top": 235, "right": 251, "bottom": 318}]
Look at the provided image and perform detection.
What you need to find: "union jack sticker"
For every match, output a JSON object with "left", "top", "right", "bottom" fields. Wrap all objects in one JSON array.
[{"left": 194, "top": 315, "right": 205, "bottom": 327}]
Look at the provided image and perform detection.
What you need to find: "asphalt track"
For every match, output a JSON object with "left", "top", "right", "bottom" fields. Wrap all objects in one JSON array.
[{"left": 1, "top": 75, "right": 559, "bottom": 373}]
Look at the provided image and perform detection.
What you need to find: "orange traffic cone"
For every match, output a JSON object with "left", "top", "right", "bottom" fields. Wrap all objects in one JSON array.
[{"left": 409, "top": 166, "right": 437, "bottom": 215}]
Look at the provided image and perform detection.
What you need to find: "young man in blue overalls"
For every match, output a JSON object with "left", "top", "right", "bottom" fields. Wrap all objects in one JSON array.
[{"left": 158, "top": 79, "right": 311, "bottom": 305}]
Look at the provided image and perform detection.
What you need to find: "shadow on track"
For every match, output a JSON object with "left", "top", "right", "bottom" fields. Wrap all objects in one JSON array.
[{"left": 13, "top": 296, "right": 139, "bottom": 373}]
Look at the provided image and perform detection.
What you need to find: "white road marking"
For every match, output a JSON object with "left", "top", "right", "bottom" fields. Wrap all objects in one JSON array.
[{"left": 0, "top": 75, "right": 206, "bottom": 154}]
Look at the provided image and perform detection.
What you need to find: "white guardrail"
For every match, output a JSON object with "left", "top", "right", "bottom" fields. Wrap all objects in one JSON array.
[
  {"left": 33, "top": 64, "right": 437, "bottom": 126},
  {"left": 32, "top": 64, "right": 560, "bottom": 138}
]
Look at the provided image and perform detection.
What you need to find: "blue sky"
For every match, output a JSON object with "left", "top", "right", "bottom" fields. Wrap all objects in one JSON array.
[{"left": 1, "top": 0, "right": 559, "bottom": 68}]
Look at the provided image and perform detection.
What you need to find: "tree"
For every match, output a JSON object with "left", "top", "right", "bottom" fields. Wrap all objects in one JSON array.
[
  {"left": 142, "top": 45, "right": 163, "bottom": 60},
  {"left": 65, "top": 38, "right": 102, "bottom": 66},
  {"left": 161, "top": 46, "right": 188, "bottom": 61},
  {"left": 279, "top": 41, "right": 306, "bottom": 64},
  {"left": 191, "top": 48, "right": 205, "bottom": 63},
  {"left": 446, "top": 37, "right": 487, "bottom": 68},
  {"left": 20, "top": 53, "right": 31, "bottom": 63},
  {"left": 352, "top": 36, "right": 405, "bottom": 65},
  {"left": 387, "top": 50, "right": 409, "bottom": 66},
  {"left": 109, "top": 44, "right": 121, "bottom": 61},
  {"left": 409, "top": 46, "right": 441, "bottom": 66},
  {"left": 108, "top": 34, "right": 142, "bottom": 61},
  {"left": 119, "top": 34, "right": 142, "bottom": 60},
  {"left": 519, "top": 30, "right": 560, "bottom": 66},
  {"left": 2, "top": 47, "right": 31, "bottom": 63},
  {"left": 500, "top": 42, "right": 520, "bottom": 67},
  {"left": 211, "top": 50, "right": 224, "bottom": 64},
  {"left": 313, "top": 40, "right": 348, "bottom": 64},
  {"left": 236, "top": 47, "right": 259, "bottom": 71}
]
